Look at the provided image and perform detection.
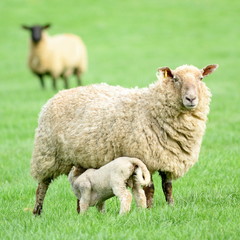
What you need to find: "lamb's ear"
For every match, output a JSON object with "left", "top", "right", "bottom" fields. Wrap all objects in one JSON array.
[
  {"left": 157, "top": 67, "right": 173, "bottom": 79},
  {"left": 22, "top": 25, "right": 30, "bottom": 30},
  {"left": 43, "top": 23, "right": 51, "bottom": 29},
  {"left": 202, "top": 64, "right": 219, "bottom": 77}
]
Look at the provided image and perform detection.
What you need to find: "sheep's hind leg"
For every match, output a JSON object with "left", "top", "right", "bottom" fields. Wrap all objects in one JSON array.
[
  {"left": 75, "top": 69, "right": 82, "bottom": 86},
  {"left": 143, "top": 175, "right": 154, "bottom": 208},
  {"left": 159, "top": 171, "right": 174, "bottom": 205},
  {"left": 33, "top": 179, "right": 51, "bottom": 216},
  {"left": 51, "top": 77, "right": 57, "bottom": 90},
  {"left": 62, "top": 76, "right": 69, "bottom": 89}
]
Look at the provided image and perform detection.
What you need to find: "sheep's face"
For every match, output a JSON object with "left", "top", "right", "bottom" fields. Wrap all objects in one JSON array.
[
  {"left": 157, "top": 64, "right": 218, "bottom": 110},
  {"left": 22, "top": 24, "right": 51, "bottom": 43}
]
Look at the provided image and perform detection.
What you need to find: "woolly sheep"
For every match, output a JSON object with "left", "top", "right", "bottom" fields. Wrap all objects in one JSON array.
[
  {"left": 31, "top": 64, "right": 218, "bottom": 215},
  {"left": 68, "top": 157, "right": 151, "bottom": 214},
  {"left": 22, "top": 24, "right": 87, "bottom": 89}
]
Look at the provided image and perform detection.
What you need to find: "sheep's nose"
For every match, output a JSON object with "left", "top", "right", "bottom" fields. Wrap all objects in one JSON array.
[{"left": 185, "top": 96, "right": 196, "bottom": 103}]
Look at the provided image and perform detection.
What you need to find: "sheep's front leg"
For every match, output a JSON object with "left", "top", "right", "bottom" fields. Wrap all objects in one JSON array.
[
  {"left": 113, "top": 185, "right": 132, "bottom": 214},
  {"left": 76, "top": 199, "right": 80, "bottom": 213},
  {"left": 159, "top": 171, "right": 174, "bottom": 205},
  {"left": 132, "top": 182, "right": 147, "bottom": 208},
  {"left": 37, "top": 74, "right": 45, "bottom": 89},
  {"left": 143, "top": 176, "right": 154, "bottom": 208},
  {"left": 33, "top": 179, "right": 51, "bottom": 215}
]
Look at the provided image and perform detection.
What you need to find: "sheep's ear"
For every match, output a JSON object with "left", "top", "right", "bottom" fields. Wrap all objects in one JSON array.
[
  {"left": 157, "top": 67, "right": 173, "bottom": 79},
  {"left": 43, "top": 24, "right": 51, "bottom": 29},
  {"left": 22, "top": 25, "right": 30, "bottom": 30},
  {"left": 202, "top": 64, "right": 219, "bottom": 77}
]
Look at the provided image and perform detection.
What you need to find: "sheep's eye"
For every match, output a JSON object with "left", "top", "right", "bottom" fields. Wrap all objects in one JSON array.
[
  {"left": 199, "top": 76, "right": 203, "bottom": 81},
  {"left": 173, "top": 76, "right": 179, "bottom": 82}
]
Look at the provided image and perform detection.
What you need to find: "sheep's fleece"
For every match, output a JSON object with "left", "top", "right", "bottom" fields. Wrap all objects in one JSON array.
[
  {"left": 68, "top": 157, "right": 151, "bottom": 214},
  {"left": 31, "top": 65, "right": 218, "bottom": 181}
]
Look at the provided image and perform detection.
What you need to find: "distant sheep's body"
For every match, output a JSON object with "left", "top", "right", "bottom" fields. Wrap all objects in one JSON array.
[
  {"left": 23, "top": 24, "right": 87, "bottom": 89},
  {"left": 31, "top": 64, "right": 218, "bottom": 215},
  {"left": 68, "top": 157, "right": 151, "bottom": 214}
]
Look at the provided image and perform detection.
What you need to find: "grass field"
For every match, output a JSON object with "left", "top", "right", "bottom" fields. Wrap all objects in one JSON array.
[{"left": 0, "top": 0, "right": 240, "bottom": 239}]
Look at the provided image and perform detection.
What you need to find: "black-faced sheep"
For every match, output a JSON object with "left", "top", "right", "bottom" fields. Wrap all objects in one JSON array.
[
  {"left": 68, "top": 157, "right": 151, "bottom": 214},
  {"left": 22, "top": 24, "right": 87, "bottom": 89},
  {"left": 30, "top": 64, "right": 218, "bottom": 215}
]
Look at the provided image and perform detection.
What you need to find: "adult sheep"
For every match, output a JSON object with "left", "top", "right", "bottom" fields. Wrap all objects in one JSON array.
[
  {"left": 22, "top": 24, "right": 87, "bottom": 89},
  {"left": 31, "top": 64, "right": 218, "bottom": 215}
]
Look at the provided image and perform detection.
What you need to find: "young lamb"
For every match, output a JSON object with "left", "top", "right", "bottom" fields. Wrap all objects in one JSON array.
[
  {"left": 68, "top": 157, "right": 151, "bottom": 214},
  {"left": 31, "top": 64, "right": 218, "bottom": 215},
  {"left": 22, "top": 24, "right": 88, "bottom": 89}
]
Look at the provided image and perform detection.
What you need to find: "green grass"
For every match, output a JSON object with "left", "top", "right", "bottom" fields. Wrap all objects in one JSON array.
[{"left": 0, "top": 0, "right": 240, "bottom": 239}]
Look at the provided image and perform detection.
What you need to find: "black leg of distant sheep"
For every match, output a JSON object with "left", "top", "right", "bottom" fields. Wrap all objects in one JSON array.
[
  {"left": 37, "top": 74, "right": 45, "bottom": 89},
  {"left": 33, "top": 179, "right": 51, "bottom": 215},
  {"left": 62, "top": 76, "right": 69, "bottom": 89},
  {"left": 51, "top": 77, "right": 57, "bottom": 90},
  {"left": 75, "top": 69, "right": 82, "bottom": 86},
  {"left": 159, "top": 171, "right": 174, "bottom": 205}
]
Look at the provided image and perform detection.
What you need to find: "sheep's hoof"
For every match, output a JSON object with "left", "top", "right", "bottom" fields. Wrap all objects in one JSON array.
[
  {"left": 33, "top": 204, "right": 42, "bottom": 216},
  {"left": 167, "top": 198, "right": 174, "bottom": 206}
]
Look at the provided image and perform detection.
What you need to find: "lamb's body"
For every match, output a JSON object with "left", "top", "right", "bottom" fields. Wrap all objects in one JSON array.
[
  {"left": 31, "top": 64, "right": 218, "bottom": 215},
  {"left": 68, "top": 157, "right": 151, "bottom": 214}
]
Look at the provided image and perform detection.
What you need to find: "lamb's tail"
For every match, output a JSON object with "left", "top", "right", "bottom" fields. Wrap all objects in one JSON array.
[{"left": 130, "top": 158, "right": 151, "bottom": 186}]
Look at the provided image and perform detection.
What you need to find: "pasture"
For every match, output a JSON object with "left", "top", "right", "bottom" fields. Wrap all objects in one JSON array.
[{"left": 0, "top": 0, "right": 239, "bottom": 239}]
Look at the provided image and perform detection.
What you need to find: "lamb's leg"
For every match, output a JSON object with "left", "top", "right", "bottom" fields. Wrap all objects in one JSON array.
[
  {"left": 33, "top": 179, "right": 51, "bottom": 216},
  {"left": 79, "top": 181, "right": 91, "bottom": 213},
  {"left": 143, "top": 176, "right": 154, "bottom": 208},
  {"left": 132, "top": 183, "right": 147, "bottom": 208},
  {"left": 96, "top": 202, "right": 105, "bottom": 213},
  {"left": 159, "top": 171, "right": 174, "bottom": 205},
  {"left": 113, "top": 185, "right": 132, "bottom": 214}
]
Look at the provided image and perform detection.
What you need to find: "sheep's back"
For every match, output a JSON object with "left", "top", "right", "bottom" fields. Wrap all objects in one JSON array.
[{"left": 35, "top": 84, "right": 140, "bottom": 170}]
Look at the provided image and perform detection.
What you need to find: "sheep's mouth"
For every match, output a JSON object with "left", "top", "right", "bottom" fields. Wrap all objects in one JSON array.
[{"left": 184, "top": 104, "right": 197, "bottom": 109}]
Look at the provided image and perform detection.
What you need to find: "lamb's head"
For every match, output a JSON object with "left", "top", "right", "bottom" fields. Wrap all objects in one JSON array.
[
  {"left": 22, "top": 24, "right": 51, "bottom": 43},
  {"left": 157, "top": 64, "right": 218, "bottom": 110}
]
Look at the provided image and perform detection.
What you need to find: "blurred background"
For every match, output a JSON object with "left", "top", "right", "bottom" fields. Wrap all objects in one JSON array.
[{"left": 0, "top": 0, "right": 239, "bottom": 239}]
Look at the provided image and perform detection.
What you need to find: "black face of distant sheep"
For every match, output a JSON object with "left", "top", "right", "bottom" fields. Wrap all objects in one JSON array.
[
  {"left": 158, "top": 65, "right": 218, "bottom": 110},
  {"left": 22, "top": 24, "right": 51, "bottom": 43}
]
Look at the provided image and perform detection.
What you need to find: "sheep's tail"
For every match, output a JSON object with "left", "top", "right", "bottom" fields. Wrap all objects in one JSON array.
[{"left": 130, "top": 158, "right": 151, "bottom": 186}]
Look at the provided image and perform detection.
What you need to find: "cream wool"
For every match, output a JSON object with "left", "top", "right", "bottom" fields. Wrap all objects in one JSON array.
[
  {"left": 31, "top": 64, "right": 218, "bottom": 215},
  {"left": 68, "top": 157, "right": 151, "bottom": 214}
]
